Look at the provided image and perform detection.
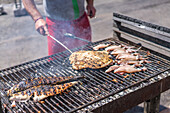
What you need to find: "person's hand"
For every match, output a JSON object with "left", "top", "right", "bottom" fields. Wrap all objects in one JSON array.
[
  {"left": 35, "top": 18, "right": 49, "bottom": 36},
  {"left": 86, "top": 5, "right": 96, "bottom": 18}
]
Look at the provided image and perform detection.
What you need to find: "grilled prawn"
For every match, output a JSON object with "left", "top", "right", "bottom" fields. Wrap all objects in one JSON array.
[
  {"left": 7, "top": 76, "right": 83, "bottom": 96},
  {"left": 105, "top": 44, "right": 135, "bottom": 51},
  {"left": 93, "top": 44, "right": 111, "bottom": 50},
  {"left": 105, "top": 65, "right": 119, "bottom": 73},
  {"left": 114, "top": 65, "right": 147, "bottom": 74},
  {"left": 105, "top": 45, "right": 122, "bottom": 51},
  {"left": 9, "top": 81, "right": 78, "bottom": 102},
  {"left": 118, "top": 60, "right": 151, "bottom": 65},
  {"left": 117, "top": 54, "right": 147, "bottom": 60},
  {"left": 116, "top": 53, "right": 139, "bottom": 59}
]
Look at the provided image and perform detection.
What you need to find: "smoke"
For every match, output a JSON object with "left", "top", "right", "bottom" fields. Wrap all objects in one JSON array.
[{"left": 46, "top": 13, "right": 91, "bottom": 54}]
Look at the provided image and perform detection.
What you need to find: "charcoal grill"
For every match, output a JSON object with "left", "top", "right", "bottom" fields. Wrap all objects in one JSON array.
[{"left": 0, "top": 13, "right": 170, "bottom": 113}]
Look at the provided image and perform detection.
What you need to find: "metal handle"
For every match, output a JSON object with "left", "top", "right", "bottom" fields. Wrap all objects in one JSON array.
[
  {"left": 48, "top": 34, "right": 73, "bottom": 54},
  {"left": 64, "top": 33, "right": 91, "bottom": 43}
]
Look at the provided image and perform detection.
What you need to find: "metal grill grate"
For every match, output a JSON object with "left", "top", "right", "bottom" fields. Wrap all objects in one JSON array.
[{"left": 0, "top": 38, "right": 170, "bottom": 113}]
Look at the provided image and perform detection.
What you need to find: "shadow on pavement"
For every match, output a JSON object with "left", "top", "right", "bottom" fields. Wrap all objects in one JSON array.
[{"left": 124, "top": 105, "right": 168, "bottom": 113}]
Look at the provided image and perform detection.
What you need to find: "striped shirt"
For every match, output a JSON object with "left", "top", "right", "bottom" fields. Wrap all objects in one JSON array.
[{"left": 43, "top": 0, "right": 85, "bottom": 20}]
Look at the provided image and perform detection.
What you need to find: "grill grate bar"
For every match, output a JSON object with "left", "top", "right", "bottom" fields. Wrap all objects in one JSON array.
[
  {"left": 45, "top": 99, "right": 62, "bottom": 112},
  {"left": 1, "top": 71, "right": 16, "bottom": 88},
  {"left": 36, "top": 103, "right": 48, "bottom": 113},
  {"left": 75, "top": 84, "right": 98, "bottom": 101},
  {"left": 67, "top": 91, "right": 87, "bottom": 105},
  {"left": 28, "top": 102, "right": 41, "bottom": 113},
  {"left": 40, "top": 100, "right": 56, "bottom": 113},
  {"left": 57, "top": 96, "right": 76, "bottom": 109},
  {"left": 96, "top": 71, "right": 129, "bottom": 87},
  {"left": 72, "top": 86, "right": 91, "bottom": 102},
  {"left": 62, "top": 93, "right": 81, "bottom": 107},
  {"left": 101, "top": 71, "right": 132, "bottom": 85},
  {"left": 84, "top": 72, "right": 112, "bottom": 92},
  {"left": 91, "top": 71, "right": 120, "bottom": 91},
  {"left": 15, "top": 66, "right": 32, "bottom": 79},
  {"left": 49, "top": 97, "right": 68, "bottom": 112},
  {"left": 51, "top": 96, "right": 72, "bottom": 111}
]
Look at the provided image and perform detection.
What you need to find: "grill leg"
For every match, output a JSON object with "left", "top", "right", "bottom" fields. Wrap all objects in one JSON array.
[{"left": 144, "top": 94, "right": 161, "bottom": 113}]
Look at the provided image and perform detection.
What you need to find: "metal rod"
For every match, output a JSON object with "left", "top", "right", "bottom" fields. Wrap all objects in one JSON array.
[
  {"left": 48, "top": 34, "right": 73, "bottom": 54},
  {"left": 64, "top": 33, "right": 91, "bottom": 43}
]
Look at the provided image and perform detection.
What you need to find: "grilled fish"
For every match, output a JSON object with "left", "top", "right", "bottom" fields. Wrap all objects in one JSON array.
[
  {"left": 7, "top": 76, "right": 83, "bottom": 96},
  {"left": 9, "top": 81, "right": 78, "bottom": 102},
  {"left": 69, "top": 51, "right": 113, "bottom": 70}
]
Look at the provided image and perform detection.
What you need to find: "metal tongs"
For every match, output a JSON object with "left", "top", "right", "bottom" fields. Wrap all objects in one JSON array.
[
  {"left": 64, "top": 33, "right": 91, "bottom": 43},
  {"left": 47, "top": 34, "right": 73, "bottom": 53},
  {"left": 47, "top": 33, "right": 91, "bottom": 54}
]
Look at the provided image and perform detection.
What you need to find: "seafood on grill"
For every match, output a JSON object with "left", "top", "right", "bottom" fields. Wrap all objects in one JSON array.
[
  {"left": 116, "top": 54, "right": 147, "bottom": 61},
  {"left": 105, "top": 44, "right": 135, "bottom": 51},
  {"left": 9, "top": 81, "right": 78, "bottom": 102},
  {"left": 116, "top": 53, "right": 139, "bottom": 59},
  {"left": 117, "top": 60, "right": 151, "bottom": 66},
  {"left": 93, "top": 43, "right": 111, "bottom": 50},
  {"left": 7, "top": 76, "right": 83, "bottom": 96},
  {"left": 105, "top": 64, "right": 146, "bottom": 73},
  {"left": 114, "top": 65, "right": 147, "bottom": 75},
  {"left": 105, "top": 43, "right": 149, "bottom": 74},
  {"left": 69, "top": 51, "right": 113, "bottom": 70},
  {"left": 110, "top": 46, "right": 141, "bottom": 55},
  {"left": 110, "top": 49, "right": 127, "bottom": 55},
  {"left": 105, "top": 45, "right": 122, "bottom": 51},
  {"left": 117, "top": 57, "right": 149, "bottom": 65},
  {"left": 105, "top": 65, "right": 119, "bottom": 73}
]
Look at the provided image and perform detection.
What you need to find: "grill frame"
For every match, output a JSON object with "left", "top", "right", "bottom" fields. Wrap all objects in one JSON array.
[{"left": 0, "top": 13, "right": 170, "bottom": 113}]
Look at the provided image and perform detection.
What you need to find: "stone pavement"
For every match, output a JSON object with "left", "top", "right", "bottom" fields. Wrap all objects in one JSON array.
[{"left": 0, "top": 0, "right": 169, "bottom": 112}]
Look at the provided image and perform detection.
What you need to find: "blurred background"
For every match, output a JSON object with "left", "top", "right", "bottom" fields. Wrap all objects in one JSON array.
[{"left": 0, "top": 0, "right": 169, "bottom": 113}]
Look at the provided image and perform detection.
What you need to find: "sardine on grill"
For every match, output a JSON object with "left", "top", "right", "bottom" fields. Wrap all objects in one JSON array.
[
  {"left": 9, "top": 81, "right": 78, "bottom": 102},
  {"left": 69, "top": 51, "right": 113, "bottom": 70},
  {"left": 7, "top": 76, "right": 83, "bottom": 96}
]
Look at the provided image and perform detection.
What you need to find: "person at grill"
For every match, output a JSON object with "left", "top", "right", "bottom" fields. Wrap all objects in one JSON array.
[{"left": 22, "top": 0, "right": 96, "bottom": 55}]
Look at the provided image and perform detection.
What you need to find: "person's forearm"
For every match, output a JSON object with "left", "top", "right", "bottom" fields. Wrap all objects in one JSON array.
[
  {"left": 22, "top": 0, "right": 42, "bottom": 21},
  {"left": 86, "top": 0, "right": 94, "bottom": 6}
]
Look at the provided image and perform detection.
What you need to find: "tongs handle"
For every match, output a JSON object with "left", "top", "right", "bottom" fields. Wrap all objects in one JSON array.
[
  {"left": 64, "top": 33, "right": 91, "bottom": 43},
  {"left": 47, "top": 34, "right": 73, "bottom": 54}
]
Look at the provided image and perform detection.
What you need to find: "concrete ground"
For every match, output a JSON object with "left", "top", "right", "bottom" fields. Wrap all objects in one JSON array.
[{"left": 0, "top": 0, "right": 169, "bottom": 112}]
